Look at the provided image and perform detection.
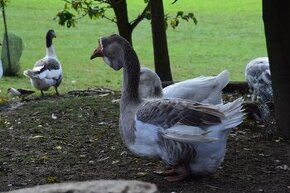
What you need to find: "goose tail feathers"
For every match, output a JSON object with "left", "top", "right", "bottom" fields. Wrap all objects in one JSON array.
[
  {"left": 217, "top": 97, "right": 245, "bottom": 130},
  {"left": 163, "top": 126, "right": 218, "bottom": 143},
  {"left": 23, "top": 70, "right": 39, "bottom": 79},
  {"left": 216, "top": 70, "right": 230, "bottom": 90}
]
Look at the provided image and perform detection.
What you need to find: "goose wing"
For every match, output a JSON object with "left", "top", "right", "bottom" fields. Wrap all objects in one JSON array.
[
  {"left": 136, "top": 99, "right": 225, "bottom": 143},
  {"left": 136, "top": 98, "right": 224, "bottom": 129},
  {"left": 135, "top": 99, "right": 225, "bottom": 165},
  {"left": 32, "top": 58, "right": 62, "bottom": 79}
]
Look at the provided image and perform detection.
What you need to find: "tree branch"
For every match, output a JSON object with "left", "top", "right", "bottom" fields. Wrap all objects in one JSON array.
[
  {"left": 171, "top": 0, "right": 178, "bottom": 5},
  {"left": 62, "top": 0, "right": 116, "bottom": 23},
  {"left": 102, "top": 15, "right": 117, "bottom": 23},
  {"left": 130, "top": 0, "right": 151, "bottom": 30}
]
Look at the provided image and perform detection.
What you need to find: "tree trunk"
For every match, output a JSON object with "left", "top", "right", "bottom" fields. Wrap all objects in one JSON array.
[
  {"left": 150, "top": 0, "right": 173, "bottom": 81},
  {"left": 111, "top": 0, "right": 133, "bottom": 45},
  {"left": 263, "top": 0, "right": 290, "bottom": 139}
]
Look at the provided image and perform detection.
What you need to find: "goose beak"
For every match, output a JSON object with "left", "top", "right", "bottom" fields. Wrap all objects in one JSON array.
[
  {"left": 90, "top": 44, "right": 103, "bottom": 59},
  {"left": 91, "top": 37, "right": 104, "bottom": 60}
]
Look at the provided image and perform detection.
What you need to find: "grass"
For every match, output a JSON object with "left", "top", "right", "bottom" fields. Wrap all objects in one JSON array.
[{"left": 0, "top": 0, "right": 266, "bottom": 97}]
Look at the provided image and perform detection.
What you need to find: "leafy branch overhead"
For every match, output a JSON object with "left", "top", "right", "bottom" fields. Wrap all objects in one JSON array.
[
  {"left": 0, "top": 0, "right": 9, "bottom": 8},
  {"left": 169, "top": 11, "right": 197, "bottom": 29},
  {"left": 55, "top": 0, "right": 113, "bottom": 28},
  {"left": 55, "top": 0, "right": 197, "bottom": 30}
]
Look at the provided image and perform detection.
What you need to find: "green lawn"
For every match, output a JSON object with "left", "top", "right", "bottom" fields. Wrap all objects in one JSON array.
[{"left": 0, "top": 0, "right": 266, "bottom": 97}]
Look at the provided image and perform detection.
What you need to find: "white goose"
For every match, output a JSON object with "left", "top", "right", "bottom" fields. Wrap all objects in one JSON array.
[
  {"left": 245, "top": 57, "right": 272, "bottom": 103},
  {"left": 139, "top": 67, "right": 229, "bottom": 104},
  {"left": 245, "top": 57, "right": 273, "bottom": 120},
  {"left": 90, "top": 34, "right": 245, "bottom": 181},
  {"left": 23, "top": 29, "right": 62, "bottom": 96}
]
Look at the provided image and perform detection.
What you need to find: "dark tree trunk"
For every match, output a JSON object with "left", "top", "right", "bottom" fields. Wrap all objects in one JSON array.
[
  {"left": 111, "top": 0, "right": 133, "bottom": 45},
  {"left": 150, "top": 0, "right": 173, "bottom": 81},
  {"left": 263, "top": 0, "right": 290, "bottom": 139}
]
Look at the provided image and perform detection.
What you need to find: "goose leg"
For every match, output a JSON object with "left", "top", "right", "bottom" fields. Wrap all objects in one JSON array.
[
  {"left": 154, "top": 165, "right": 191, "bottom": 182},
  {"left": 41, "top": 90, "right": 44, "bottom": 96},
  {"left": 54, "top": 86, "right": 59, "bottom": 95}
]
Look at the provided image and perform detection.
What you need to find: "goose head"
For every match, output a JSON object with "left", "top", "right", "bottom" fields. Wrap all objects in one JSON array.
[
  {"left": 46, "top": 29, "right": 56, "bottom": 48},
  {"left": 91, "top": 34, "right": 141, "bottom": 100},
  {"left": 90, "top": 34, "right": 129, "bottom": 71}
]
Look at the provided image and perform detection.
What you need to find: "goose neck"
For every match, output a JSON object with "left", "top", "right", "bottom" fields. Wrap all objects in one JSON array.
[
  {"left": 121, "top": 44, "right": 141, "bottom": 102},
  {"left": 46, "top": 45, "right": 56, "bottom": 57}
]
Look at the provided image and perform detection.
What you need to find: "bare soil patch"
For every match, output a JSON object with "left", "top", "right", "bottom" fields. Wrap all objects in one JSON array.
[{"left": 0, "top": 89, "right": 289, "bottom": 193}]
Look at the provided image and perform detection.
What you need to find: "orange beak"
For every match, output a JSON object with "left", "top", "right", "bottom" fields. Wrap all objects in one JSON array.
[{"left": 90, "top": 41, "right": 103, "bottom": 59}]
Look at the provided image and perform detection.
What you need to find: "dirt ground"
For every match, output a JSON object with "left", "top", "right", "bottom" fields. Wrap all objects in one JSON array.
[{"left": 0, "top": 89, "right": 289, "bottom": 193}]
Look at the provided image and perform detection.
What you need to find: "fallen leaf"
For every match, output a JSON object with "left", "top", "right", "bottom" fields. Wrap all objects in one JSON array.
[
  {"left": 120, "top": 151, "right": 127, "bottom": 156},
  {"left": 51, "top": 113, "right": 57, "bottom": 120},
  {"left": 275, "top": 137, "right": 283, "bottom": 142},
  {"left": 276, "top": 165, "right": 290, "bottom": 171},
  {"left": 39, "top": 156, "right": 50, "bottom": 161},
  {"left": 31, "top": 135, "right": 44, "bottom": 139},
  {"left": 203, "top": 184, "right": 221, "bottom": 190},
  {"left": 136, "top": 172, "right": 147, "bottom": 177},
  {"left": 112, "top": 99, "right": 120, "bottom": 104},
  {"left": 97, "top": 157, "right": 110, "bottom": 162},
  {"left": 112, "top": 160, "right": 120, "bottom": 164},
  {"left": 99, "top": 93, "right": 109, "bottom": 97}
]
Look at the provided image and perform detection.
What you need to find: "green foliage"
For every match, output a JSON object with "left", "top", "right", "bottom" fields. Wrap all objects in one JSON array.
[
  {"left": 44, "top": 176, "right": 59, "bottom": 183},
  {"left": 56, "top": 9, "right": 76, "bottom": 28},
  {"left": 170, "top": 11, "right": 197, "bottom": 29},
  {"left": 0, "top": 0, "right": 9, "bottom": 8},
  {"left": 55, "top": 0, "right": 196, "bottom": 31},
  {"left": 55, "top": 0, "right": 113, "bottom": 28}
]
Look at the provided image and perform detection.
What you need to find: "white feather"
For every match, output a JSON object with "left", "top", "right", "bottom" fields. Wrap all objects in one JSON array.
[
  {"left": 163, "top": 125, "right": 218, "bottom": 143},
  {"left": 130, "top": 118, "right": 161, "bottom": 157}
]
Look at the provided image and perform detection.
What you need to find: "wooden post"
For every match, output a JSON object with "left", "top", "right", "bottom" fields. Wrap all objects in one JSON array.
[{"left": 1, "top": 2, "right": 12, "bottom": 74}]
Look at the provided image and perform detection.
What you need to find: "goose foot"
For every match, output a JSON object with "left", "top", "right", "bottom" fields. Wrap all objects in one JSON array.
[
  {"left": 154, "top": 165, "right": 191, "bottom": 182},
  {"left": 153, "top": 166, "right": 175, "bottom": 176}
]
